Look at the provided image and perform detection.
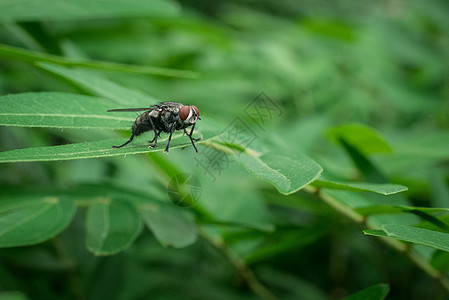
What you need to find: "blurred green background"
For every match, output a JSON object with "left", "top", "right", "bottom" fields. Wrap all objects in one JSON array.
[{"left": 1, "top": 0, "right": 449, "bottom": 299}]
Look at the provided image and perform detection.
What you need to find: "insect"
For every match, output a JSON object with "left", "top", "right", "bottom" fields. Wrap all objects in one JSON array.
[{"left": 108, "top": 102, "right": 201, "bottom": 153}]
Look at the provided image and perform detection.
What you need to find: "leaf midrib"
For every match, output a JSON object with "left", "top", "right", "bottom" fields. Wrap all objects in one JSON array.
[
  {"left": 0, "top": 112, "right": 134, "bottom": 121},
  {"left": 0, "top": 203, "right": 54, "bottom": 236}
]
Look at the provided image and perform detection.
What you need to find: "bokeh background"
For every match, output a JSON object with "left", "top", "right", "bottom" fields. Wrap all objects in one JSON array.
[{"left": 1, "top": 0, "right": 449, "bottom": 299}]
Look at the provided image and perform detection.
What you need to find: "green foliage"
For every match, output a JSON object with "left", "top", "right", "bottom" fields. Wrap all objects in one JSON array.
[
  {"left": 343, "top": 283, "right": 389, "bottom": 300},
  {"left": 0, "top": 0, "right": 179, "bottom": 21},
  {"left": 365, "top": 225, "right": 449, "bottom": 252},
  {"left": 86, "top": 199, "right": 143, "bottom": 255},
  {"left": 0, "top": 192, "right": 75, "bottom": 247},
  {"left": 235, "top": 152, "right": 323, "bottom": 195},
  {"left": 327, "top": 124, "right": 392, "bottom": 154},
  {"left": 312, "top": 180, "right": 407, "bottom": 195},
  {"left": 0, "top": 92, "right": 132, "bottom": 129},
  {"left": 1, "top": 0, "right": 449, "bottom": 299}
]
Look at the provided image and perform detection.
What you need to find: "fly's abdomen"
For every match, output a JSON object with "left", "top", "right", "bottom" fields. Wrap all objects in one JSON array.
[{"left": 132, "top": 113, "right": 154, "bottom": 136}]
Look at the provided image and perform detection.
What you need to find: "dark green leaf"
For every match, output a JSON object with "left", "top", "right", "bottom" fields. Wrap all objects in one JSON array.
[
  {"left": 343, "top": 283, "right": 389, "bottom": 300},
  {"left": 0, "top": 291, "right": 29, "bottom": 300},
  {"left": 244, "top": 228, "right": 325, "bottom": 264},
  {"left": 339, "top": 138, "right": 388, "bottom": 183}
]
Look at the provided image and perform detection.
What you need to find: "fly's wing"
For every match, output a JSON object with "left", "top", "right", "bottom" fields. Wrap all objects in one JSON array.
[{"left": 107, "top": 108, "right": 150, "bottom": 112}]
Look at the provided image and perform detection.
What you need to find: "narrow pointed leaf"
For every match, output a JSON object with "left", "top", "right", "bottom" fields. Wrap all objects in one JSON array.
[
  {"left": 37, "top": 63, "right": 156, "bottom": 106},
  {"left": 0, "top": 44, "right": 197, "bottom": 78},
  {"left": 357, "top": 205, "right": 449, "bottom": 231},
  {"left": 0, "top": 0, "right": 180, "bottom": 22},
  {"left": 0, "top": 126, "right": 218, "bottom": 163},
  {"left": 86, "top": 199, "right": 143, "bottom": 256},
  {"left": 0, "top": 92, "right": 132, "bottom": 129},
  {"left": 363, "top": 230, "right": 388, "bottom": 238},
  {"left": 365, "top": 225, "right": 449, "bottom": 252},
  {"left": 235, "top": 152, "right": 323, "bottom": 195},
  {"left": 356, "top": 205, "right": 449, "bottom": 216},
  {"left": 0, "top": 196, "right": 76, "bottom": 247},
  {"left": 312, "top": 180, "right": 408, "bottom": 195}
]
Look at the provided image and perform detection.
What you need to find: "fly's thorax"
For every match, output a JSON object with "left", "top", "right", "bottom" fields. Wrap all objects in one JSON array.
[{"left": 148, "top": 109, "right": 160, "bottom": 118}]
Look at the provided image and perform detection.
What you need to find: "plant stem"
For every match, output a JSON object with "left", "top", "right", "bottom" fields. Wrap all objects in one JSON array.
[
  {"left": 305, "top": 186, "right": 449, "bottom": 294},
  {"left": 200, "top": 230, "right": 279, "bottom": 300}
]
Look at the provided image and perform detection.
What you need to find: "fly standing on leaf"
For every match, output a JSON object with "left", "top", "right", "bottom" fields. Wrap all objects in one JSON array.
[{"left": 108, "top": 102, "right": 201, "bottom": 153}]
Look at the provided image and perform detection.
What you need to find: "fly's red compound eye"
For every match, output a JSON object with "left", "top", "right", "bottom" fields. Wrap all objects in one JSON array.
[
  {"left": 192, "top": 105, "right": 199, "bottom": 117},
  {"left": 179, "top": 105, "right": 190, "bottom": 121}
]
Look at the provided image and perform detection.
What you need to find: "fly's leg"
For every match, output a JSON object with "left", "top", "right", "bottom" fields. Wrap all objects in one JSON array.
[
  {"left": 112, "top": 136, "right": 134, "bottom": 148},
  {"left": 148, "top": 130, "right": 161, "bottom": 145},
  {"left": 147, "top": 118, "right": 160, "bottom": 149},
  {"left": 184, "top": 123, "right": 201, "bottom": 153},
  {"left": 186, "top": 123, "right": 202, "bottom": 141},
  {"left": 164, "top": 123, "right": 176, "bottom": 154},
  {"left": 113, "top": 122, "right": 152, "bottom": 149},
  {"left": 112, "top": 128, "right": 141, "bottom": 148}
]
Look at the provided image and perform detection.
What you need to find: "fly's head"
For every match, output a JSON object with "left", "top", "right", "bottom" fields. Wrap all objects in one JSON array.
[{"left": 179, "top": 105, "right": 200, "bottom": 125}]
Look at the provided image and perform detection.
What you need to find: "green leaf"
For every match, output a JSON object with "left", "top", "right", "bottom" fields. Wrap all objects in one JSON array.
[
  {"left": 0, "top": 196, "right": 76, "bottom": 247},
  {"left": 356, "top": 206, "right": 449, "bottom": 232},
  {"left": 365, "top": 225, "right": 449, "bottom": 252},
  {"left": 339, "top": 138, "right": 388, "bottom": 183},
  {"left": 363, "top": 230, "right": 388, "bottom": 238},
  {"left": 86, "top": 199, "right": 143, "bottom": 256},
  {"left": 343, "top": 283, "right": 389, "bottom": 300},
  {"left": 327, "top": 123, "right": 392, "bottom": 154},
  {"left": 312, "top": 180, "right": 408, "bottom": 195},
  {"left": 139, "top": 202, "right": 197, "bottom": 248},
  {"left": 0, "top": 291, "right": 29, "bottom": 300},
  {"left": 0, "top": 92, "right": 132, "bottom": 129},
  {"left": 0, "top": 0, "right": 180, "bottom": 22},
  {"left": 359, "top": 205, "right": 449, "bottom": 232},
  {"left": 0, "top": 126, "right": 218, "bottom": 163},
  {"left": 356, "top": 205, "right": 449, "bottom": 216},
  {"left": 0, "top": 44, "right": 197, "bottom": 78},
  {"left": 234, "top": 152, "right": 323, "bottom": 195},
  {"left": 37, "top": 63, "right": 156, "bottom": 106}
]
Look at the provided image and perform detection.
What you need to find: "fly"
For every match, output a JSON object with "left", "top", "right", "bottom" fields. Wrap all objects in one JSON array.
[{"left": 108, "top": 102, "right": 201, "bottom": 153}]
